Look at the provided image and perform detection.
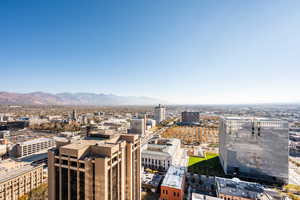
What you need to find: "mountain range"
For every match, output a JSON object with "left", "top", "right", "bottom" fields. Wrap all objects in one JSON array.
[{"left": 0, "top": 92, "right": 165, "bottom": 106}]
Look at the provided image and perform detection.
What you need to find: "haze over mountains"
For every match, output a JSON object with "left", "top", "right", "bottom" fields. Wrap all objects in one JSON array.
[{"left": 0, "top": 92, "right": 165, "bottom": 106}]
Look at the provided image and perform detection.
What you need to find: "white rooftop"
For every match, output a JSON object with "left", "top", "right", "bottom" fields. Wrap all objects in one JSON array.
[
  {"left": 0, "top": 159, "right": 41, "bottom": 183},
  {"left": 18, "top": 137, "right": 54, "bottom": 146},
  {"left": 161, "top": 165, "right": 185, "bottom": 189}
]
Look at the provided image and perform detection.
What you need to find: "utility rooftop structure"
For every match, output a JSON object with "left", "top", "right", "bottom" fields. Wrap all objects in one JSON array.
[
  {"left": 219, "top": 117, "right": 289, "bottom": 184},
  {"left": 215, "top": 177, "right": 264, "bottom": 200},
  {"left": 48, "top": 132, "right": 141, "bottom": 200}
]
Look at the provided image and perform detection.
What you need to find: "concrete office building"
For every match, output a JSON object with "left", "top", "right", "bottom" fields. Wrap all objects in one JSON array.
[
  {"left": 13, "top": 137, "right": 55, "bottom": 158},
  {"left": 154, "top": 104, "right": 166, "bottom": 124},
  {"left": 219, "top": 117, "right": 289, "bottom": 184},
  {"left": 160, "top": 166, "right": 186, "bottom": 200},
  {"left": 129, "top": 119, "right": 145, "bottom": 136},
  {"left": 181, "top": 111, "right": 200, "bottom": 124},
  {"left": 0, "top": 159, "right": 44, "bottom": 200},
  {"left": 48, "top": 132, "right": 141, "bottom": 200}
]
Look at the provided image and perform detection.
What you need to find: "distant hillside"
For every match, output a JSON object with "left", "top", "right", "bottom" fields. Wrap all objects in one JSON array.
[{"left": 0, "top": 92, "right": 165, "bottom": 106}]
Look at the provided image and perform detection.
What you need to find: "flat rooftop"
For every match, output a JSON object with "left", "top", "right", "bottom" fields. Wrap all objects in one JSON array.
[
  {"left": 192, "top": 193, "right": 222, "bottom": 200},
  {"left": 0, "top": 159, "right": 41, "bottom": 183},
  {"left": 222, "top": 116, "right": 283, "bottom": 122},
  {"left": 61, "top": 134, "right": 138, "bottom": 151},
  {"left": 161, "top": 165, "right": 185, "bottom": 190},
  {"left": 142, "top": 172, "right": 162, "bottom": 187},
  {"left": 18, "top": 137, "right": 54, "bottom": 146},
  {"left": 216, "top": 177, "right": 264, "bottom": 199},
  {"left": 143, "top": 138, "right": 180, "bottom": 158}
]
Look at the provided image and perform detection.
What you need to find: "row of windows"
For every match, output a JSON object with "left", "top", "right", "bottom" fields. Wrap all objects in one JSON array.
[
  {"left": 0, "top": 181, "right": 42, "bottom": 199},
  {"left": 161, "top": 189, "right": 180, "bottom": 197},
  {"left": 55, "top": 159, "right": 85, "bottom": 168},
  {"left": 22, "top": 142, "right": 54, "bottom": 149},
  {"left": 142, "top": 158, "right": 170, "bottom": 165},
  {"left": 220, "top": 195, "right": 246, "bottom": 200}
]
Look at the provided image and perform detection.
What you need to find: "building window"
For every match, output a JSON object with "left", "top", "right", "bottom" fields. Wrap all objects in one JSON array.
[
  {"left": 79, "top": 172, "right": 85, "bottom": 200},
  {"left": 61, "top": 168, "right": 68, "bottom": 200},
  {"left": 70, "top": 170, "right": 77, "bottom": 200},
  {"left": 61, "top": 159, "right": 68, "bottom": 165},
  {"left": 70, "top": 161, "right": 77, "bottom": 167},
  {"left": 80, "top": 163, "right": 85, "bottom": 168}
]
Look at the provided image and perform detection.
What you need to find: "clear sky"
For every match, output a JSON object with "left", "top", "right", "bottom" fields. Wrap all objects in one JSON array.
[{"left": 0, "top": 0, "right": 300, "bottom": 104}]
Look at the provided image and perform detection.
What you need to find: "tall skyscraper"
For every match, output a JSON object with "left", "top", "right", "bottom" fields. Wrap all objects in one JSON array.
[
  {"left": 48, "top": 132, "right": 141, "bottom": 200},
  {"left": 154, "top": 104, "right": 166, "bottom": 124},
  {"left": 219, "top": 117, "right": 289, "bottom": 184}
]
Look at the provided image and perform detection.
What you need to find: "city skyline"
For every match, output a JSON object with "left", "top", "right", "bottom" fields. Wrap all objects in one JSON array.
[{"left": 1, "top": 1, "right": 300, "bottom": 104}]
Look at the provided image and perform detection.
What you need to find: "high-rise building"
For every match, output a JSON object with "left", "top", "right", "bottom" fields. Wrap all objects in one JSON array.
[
  {"left": 181, "top": 111, "right": 200, "bottom": 124},
  {"left": 219, "top": 117, "right": 289, "bottom": 184},
  {"left": 129, "top": 119, "right": 145, "bottom": 136},
  {"left": 154, "top": 104, "right": 166, "bottom": 124},
  {"left": 71, "top": 109, "right": 77, "bottom": 121},
  {"left": 48, "top": 132, "right": 141, "bottom": 200}
]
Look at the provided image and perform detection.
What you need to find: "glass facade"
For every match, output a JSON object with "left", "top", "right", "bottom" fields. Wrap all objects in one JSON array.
[{"left": 219, "top": 117, "right": 289, "bottom": 184}]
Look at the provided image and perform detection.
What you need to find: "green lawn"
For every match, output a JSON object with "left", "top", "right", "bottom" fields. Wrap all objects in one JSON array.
[{"left": 188, "top": 153, "right": 225, "bottom": 177}]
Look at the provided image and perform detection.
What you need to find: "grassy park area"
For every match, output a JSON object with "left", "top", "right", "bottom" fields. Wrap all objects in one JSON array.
[{"left": 188, "top": 152, "right": 225, "bottom": 177}]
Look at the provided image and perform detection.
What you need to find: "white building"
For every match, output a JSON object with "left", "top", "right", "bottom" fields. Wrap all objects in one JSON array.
[
  {"left": 142, "top": 138, "right": 186, "bottom": 171},
  {"left": 154, "top": 104, "right": 166, "bottom": 124},
  {"left": 13, "top": 138, "right": 56, "bottom": 158}
]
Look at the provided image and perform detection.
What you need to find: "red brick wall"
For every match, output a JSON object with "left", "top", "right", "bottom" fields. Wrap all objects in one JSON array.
[{"left": 160, "top": 186, "right": 184, "bottom": 200}]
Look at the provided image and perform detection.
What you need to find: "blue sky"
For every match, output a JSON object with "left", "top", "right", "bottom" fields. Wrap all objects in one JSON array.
[{"left": 0, "top": 0, "right": 300, "bottom": 104}]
